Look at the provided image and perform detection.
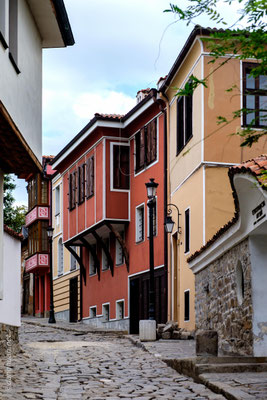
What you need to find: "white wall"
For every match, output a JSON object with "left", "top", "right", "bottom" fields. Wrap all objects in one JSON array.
[
  {"left": 0, "top": 170, "right": 3, "bottom": 300},
  {"left": 250, "top": 235, "right": 267, "bottom": 356},
  {"left": 0, "top": 231, "right": 21, "bottom": 326},
  {"left": 0, "top": 0, "right": 42, "bottom": 161}
]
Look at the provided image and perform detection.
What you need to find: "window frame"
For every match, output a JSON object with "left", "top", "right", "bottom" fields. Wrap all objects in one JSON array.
[
  {"left": 86, "top": 155, "right": 94, "bottom": 199},
  {"left": 116, "top": 299, "right": 125, "bottom": 320},
  {"left": 242, "top": 62, "right": 267, "bottom": 128},
  {"left": 176, "top": 84, "right": 193, "bottom": 156},
  {"left": 135, "top": 118, "right": 158, "bottom": 173},
  {"left": 89, "top": 306, "right": 97, "bottom": 318},
  {"left": 111, "top": 143, "right": 130, "bottom": 191},
  {"left": 69, "top": 170, "right": 77, "bottom": 211},
  {"left": 135, "top": 203, "right": 145, "bottom": 243},
  {"left": 102, "top": 303, "right": 110, "bottom": 322},
  {"left": 184, "top": 289, "right": 190, "bottom": 322},
  {"left": 28, "top": 220, "right": 49, "bottom": 257}
]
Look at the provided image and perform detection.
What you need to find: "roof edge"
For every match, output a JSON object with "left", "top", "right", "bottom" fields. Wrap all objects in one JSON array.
[{"left": 52, "top": 0, "right": 75, "bottom": 46}]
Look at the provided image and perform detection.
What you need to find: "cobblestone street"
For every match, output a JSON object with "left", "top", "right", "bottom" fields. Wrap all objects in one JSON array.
[{"left": 0, "top": 322, "right": 226, "bottom": 400}]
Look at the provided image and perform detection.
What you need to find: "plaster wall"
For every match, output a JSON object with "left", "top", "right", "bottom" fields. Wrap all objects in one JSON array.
[
  {"left": 249, "top": 235, "right": 267, "bottom": 356},
  {"left": 170, "top": 167, "right": 203, "bottom": 330},
  {"left": 0, "top": 0, "right": 42, "bottom": 161},
  {"left": 0, "top": 231, "right": 21, "bottom": 326}
]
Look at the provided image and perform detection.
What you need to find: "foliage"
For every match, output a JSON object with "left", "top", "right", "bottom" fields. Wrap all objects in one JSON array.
[
  {"left": 4, "top": 175, "right": 27, "bottom": 232},
  {"left": 164, "top": 0, "right": 267, "bottom": 147}
]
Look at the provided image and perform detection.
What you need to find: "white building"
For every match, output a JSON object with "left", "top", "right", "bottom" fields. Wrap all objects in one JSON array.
[{"left": 0, "top": 0, "right": 74, "bottom": 342}]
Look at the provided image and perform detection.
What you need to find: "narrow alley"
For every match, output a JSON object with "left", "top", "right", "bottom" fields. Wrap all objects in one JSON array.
[{"left": 0, "top": 322, "right": 225, "bottom": 400}]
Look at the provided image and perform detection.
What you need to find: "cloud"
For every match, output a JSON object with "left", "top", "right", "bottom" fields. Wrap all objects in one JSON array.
[{"left": 73, "top": 91, "right": 136, "bottom": 119}]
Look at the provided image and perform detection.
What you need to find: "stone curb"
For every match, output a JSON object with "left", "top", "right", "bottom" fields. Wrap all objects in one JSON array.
[{"left": 22, "top": 319, "right": 127, "bottom": 337}]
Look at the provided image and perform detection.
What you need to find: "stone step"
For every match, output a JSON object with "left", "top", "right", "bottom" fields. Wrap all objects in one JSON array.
[
  {"left": 196, "top": 356, "right": 267, "bottom": 365},
  {"left": 196, "top": 362, "right": 267, "bottom": 374}
]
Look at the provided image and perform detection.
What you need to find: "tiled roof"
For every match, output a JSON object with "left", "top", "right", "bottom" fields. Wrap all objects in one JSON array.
[
  {"left": 4, "top": 225, "right": 23, "bottom": 241},
  {"left": 188, "top": 155, "right": 267, "bottom": 263},
  {"left": 94, "top": 113, "right": 124, "bottom": 120}
]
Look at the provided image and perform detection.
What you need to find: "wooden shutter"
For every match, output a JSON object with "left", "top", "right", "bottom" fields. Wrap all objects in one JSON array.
[
  {"left": 69, "top": 173, "right": 72, "bottom": 210},
  {"left": 90, "top": 156, "right": 94, "bottom": 197},
  {"left": 77, "top": 167, "right": 81, "bottom": 204},
  {"left": 151, "top": 119, "right": 157, "bottom": 163},
  {"left": 140, "top": 127, "right": 145, "bottom": 168},
  {"left": 177, "top": 96, "right": 184, "bottom": 154},
  {"left": 72, "top": 171, "right": 76, "bottom": 209},
  {"left": 86, "top": 158, "right": 90, "bottom": 198},
  {"left": 185, "top": 94, "right": 192, "bottom": 143},
  {"left": 146, "top": 123, "right": 151, "bottom": 165}
]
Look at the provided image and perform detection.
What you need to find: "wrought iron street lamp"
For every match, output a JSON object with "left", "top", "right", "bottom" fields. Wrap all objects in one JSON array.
[
  {"left": 47, "top": 226, "right": 56, "bottom": 323},
  {"left": 145, "top": 178, "right": 158, "bottom": 320},
  {"left": 164, "top": 203, "right": 181, "bottom": 234}
]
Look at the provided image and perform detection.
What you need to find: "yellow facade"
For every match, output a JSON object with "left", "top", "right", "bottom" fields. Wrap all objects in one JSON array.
[
  {"left": 166, "top": 33, "right": 267, "bottom": 330},
  {"left": 52, "top": 174, "right": 80, "bottom": 321}
]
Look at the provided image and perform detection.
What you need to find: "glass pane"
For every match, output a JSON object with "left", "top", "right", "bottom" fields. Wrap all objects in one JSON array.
[
  {"left": 246, "top": 73, "right": 255, "bottom": 89},
  {"left": 259, "top": 75, "right": 267, "bottom": 90},
  {"left": 246, "top": 111, "right": 255, "bottom": 125},
  {"left": 246, "top": 95, "right": 255, "bottom": 109},
  {"left": 41, "top": 180, "right": 48, "bottom": 204}
]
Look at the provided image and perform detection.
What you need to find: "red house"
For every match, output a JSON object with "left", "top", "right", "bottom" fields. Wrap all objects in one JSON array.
[
  {"left": 25, "top": 157, "right": 55, "bottom": 317},
  {"left": 51, "top": 90, "right": 167, "bottom": 332}
]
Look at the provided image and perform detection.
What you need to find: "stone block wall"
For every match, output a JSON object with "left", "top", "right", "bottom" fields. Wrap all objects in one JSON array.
[
  {"left": 0, "top": 324, "right": 19, "bottom": 356},
  {"left": 195, "top": 238, "right": 253, "bottom": 356}
]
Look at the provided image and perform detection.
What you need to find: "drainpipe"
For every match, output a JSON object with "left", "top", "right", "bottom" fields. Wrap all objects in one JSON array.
[{"left": 79, "top": 250, "right": 83, "bottom": 322}]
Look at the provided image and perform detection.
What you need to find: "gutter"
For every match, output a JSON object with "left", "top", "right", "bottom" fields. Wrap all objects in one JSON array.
[{"left": 52, "top": 0, "right": 75, "bottom": 46}]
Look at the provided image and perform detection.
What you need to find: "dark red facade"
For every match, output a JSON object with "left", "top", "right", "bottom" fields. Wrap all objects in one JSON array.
[{"left": 52, "top": 92, "right": 167, "bottom": 331}]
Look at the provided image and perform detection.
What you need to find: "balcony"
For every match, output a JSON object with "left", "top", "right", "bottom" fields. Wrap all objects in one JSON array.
[
  {"left": 25, "top": 206, "right": 49, "bottom": 227},
  {"left": 25, "top": 253, "right": 49, "bottom": 273}
]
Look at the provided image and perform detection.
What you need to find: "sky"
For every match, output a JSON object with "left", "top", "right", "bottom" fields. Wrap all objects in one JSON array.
[{"left": 14, "top": 0, "right": 243, "bottom": 206}]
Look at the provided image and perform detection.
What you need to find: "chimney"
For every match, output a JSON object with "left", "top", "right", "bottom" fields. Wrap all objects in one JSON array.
[{"left": 136, "top": 88, "right": 150, "bottom": 104}]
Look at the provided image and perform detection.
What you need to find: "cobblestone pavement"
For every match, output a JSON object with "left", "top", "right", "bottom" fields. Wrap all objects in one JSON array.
[
  {"left": 0, "top": 322, "right": 226, "bottom": 400},
  {"left": 200, "top": 372, "right": 267, "bottom": 400}
]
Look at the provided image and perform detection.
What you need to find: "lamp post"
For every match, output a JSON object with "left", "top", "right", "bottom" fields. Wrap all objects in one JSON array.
[
  {"left": 164, "top": 203, "right": 181, "bottom": 234},
  {"left": 145, "top": 178, "right": 158, "bottom": 320},
  {"left": 47, "top": 226, "right": 56, "bottom": 323}
]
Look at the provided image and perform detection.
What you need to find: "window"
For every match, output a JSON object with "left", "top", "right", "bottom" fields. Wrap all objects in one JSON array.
[
  {"left": 28, "top": 176, "right": 38, "bottom": 210},
  {"left": 177, "top": 85, "right": 193, "bottom": 155},
  {"left": 116, "top": 300, "right": 124, "bottom": 319},
  {"left": 55, "top": 186, "right": 60, "bottom": 216},
  {"left": 136, "top": 204, "right": 145, "bottom": 242},
  {"left": 0, "top": 0, "right": 7, "bottom": 48},
  {"left": 243, "top": 63, "right": 267, "bottom": 127},
  {"left": 70, "top": 246, "right": 77, "bottom": 271},
  {"left": 135, "top": 118, "right": 157, "bottom": 172},
  {"left": 102, "top": 238, "right": 110, "bottom": 271},
  {"left": 9, "top": 0, "right": 19, "bottom": 72},
  {"left": 58, "top": 238, "right": 64, "bottom": 276},
  {"left": 147, "top": 199, "right": 157, "bottom": 237},
  {"left": 77, "top": 164, "right": 85, "bottom": 204},
  {"left": 41, "top": 180, "right": 48, "bottom": 204},
  {"left": 185, "top": 208, "right": 190, "bottom": 254},
  {"left": 113, "top": 145, "right": 130, "bottom": 189},
  {"left": 116, "top": 232, "right": 125, "bottom": 265},
  {"left": 89, "top": 244, "right": 97, "bottom": 275},
  {"left": 69, "top": 171, "right": 77, "bottom": 210},
  {"left": 86, "top": 156, "right": 94, "bottom": 198},
  {"left": 184, "top": 290, "right": 190, "bottom": 322},
  {"left": 236, "top": 260, "right": 245, "bottom": 305},
  {"left": 102, "top": 304, "right": 110, "bottom": 321},
  {"left": 90, "top": 306, "right": 97, "bottom": 318},
  {"left": 28, "top": 221, "right": 49, "bottom": 256}
]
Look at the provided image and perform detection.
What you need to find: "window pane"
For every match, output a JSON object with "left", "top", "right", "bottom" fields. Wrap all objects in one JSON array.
[
  {"left": 259, "top": 96, "right": 267, "bottom": 126},
  {"left": 246, "top": 95, "right": 255, "bottom": 109},
  {"left": 246, "top": 111, "right": 255, "bottom": 125},
  {"left": 177, "top": 96, "right": 184, "bottom": 154},
  {"left": 259, "top": 75, "right": 267, "bottom": 90},
  {"left": 246, "top": 73, "right": 255, "bottom": 89},
  {"left": 41, "top": 180, "right": 48, "bottom": 204},
  {"left": 113, "top": 145, "right": 129, "bottom": 189}
]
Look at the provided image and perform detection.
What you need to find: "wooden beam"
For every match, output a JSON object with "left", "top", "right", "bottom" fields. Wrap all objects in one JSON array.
[{"left": 65, "top": 245, "right": 86, "bottom": 285}]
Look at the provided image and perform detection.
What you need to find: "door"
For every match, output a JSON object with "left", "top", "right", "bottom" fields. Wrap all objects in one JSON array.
[
  {"left": 129, "top": 278, "right": 140, "bottom": 334},
  {"left": 69, "top": 277, "right": 78, "bottom": 322},
  {"left": 23, "top": 278, "right": 30, "bottom": 314}
]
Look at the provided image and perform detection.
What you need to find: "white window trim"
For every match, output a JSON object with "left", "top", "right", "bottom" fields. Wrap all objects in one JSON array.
[
  {"left": 184, "top": 207, "right": 190, "bottom": 255},
  {"left": 102, "top": 302, "right": 110, "bottom": 321},
  {"left": 110, "top": 142, "right": 130, "bottom": 192},
  {"left": 116, "top": 299, "right": 125, "bottom": 320},
  {"left": 134, "top": 116, "right": 159, "bottom": 178},
  {"left": 147, "top": 196, "right": 158, "bottom": 238},
  {"left": 55, "top": 185, "right": 61, "bottom": 217},
  {"left": 89, "top": 305, "right": 97, "bottom": 318},
  {"left": 135, "top": 202, "right": 145, "bottom": 243}
]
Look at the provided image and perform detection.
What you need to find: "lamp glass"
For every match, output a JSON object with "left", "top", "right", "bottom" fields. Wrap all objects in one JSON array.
[
  {"left": 165, "top": 215, "right": 175, "bottom": 233},
  {"left": 47, "top": 226, "right": 54, "bottom": 238},
  {"left": 145, "top": 178, "right": 158, "bottom": 199}
]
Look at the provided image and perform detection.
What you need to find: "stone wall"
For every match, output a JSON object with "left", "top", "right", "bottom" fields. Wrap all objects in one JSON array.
[
  {"left": 0, "top": 324, "right": 19, "bottom": 356},
  {"left": 195, "top": 238, "right": 253, "bottom": 356}
]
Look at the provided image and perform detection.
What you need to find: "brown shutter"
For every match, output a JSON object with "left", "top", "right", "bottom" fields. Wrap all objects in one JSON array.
[
  {"left": 72, "top": 171, "right": 76, "bottom": 208},
  {"left": 151, "top": 119, "right": 157, "bottom": 162},
  {"left": 90, "top": 156, "right": 94, "bottom": 196},
  {"left": 86, "top": 158, "right": 90, "bottom": 198},
  {"left": 81, "top": 164, "right": 85, "bottom": 201},
  {"left": 77, "top": 167, "right": 81, "bottom": 203},
  {"left": 146, "top": 123, "right": 151, "bottom": 165},
  {"left": 69, "top": 173, "right": 72, "bottom": 209},
  {"left": 140, "top": 127, "right": 145, "bottom": 168}
]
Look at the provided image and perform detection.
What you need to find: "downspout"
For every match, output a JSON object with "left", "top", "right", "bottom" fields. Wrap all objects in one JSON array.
[{"left": 79, "top": 249, "right": 83, "bottom": 321}]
